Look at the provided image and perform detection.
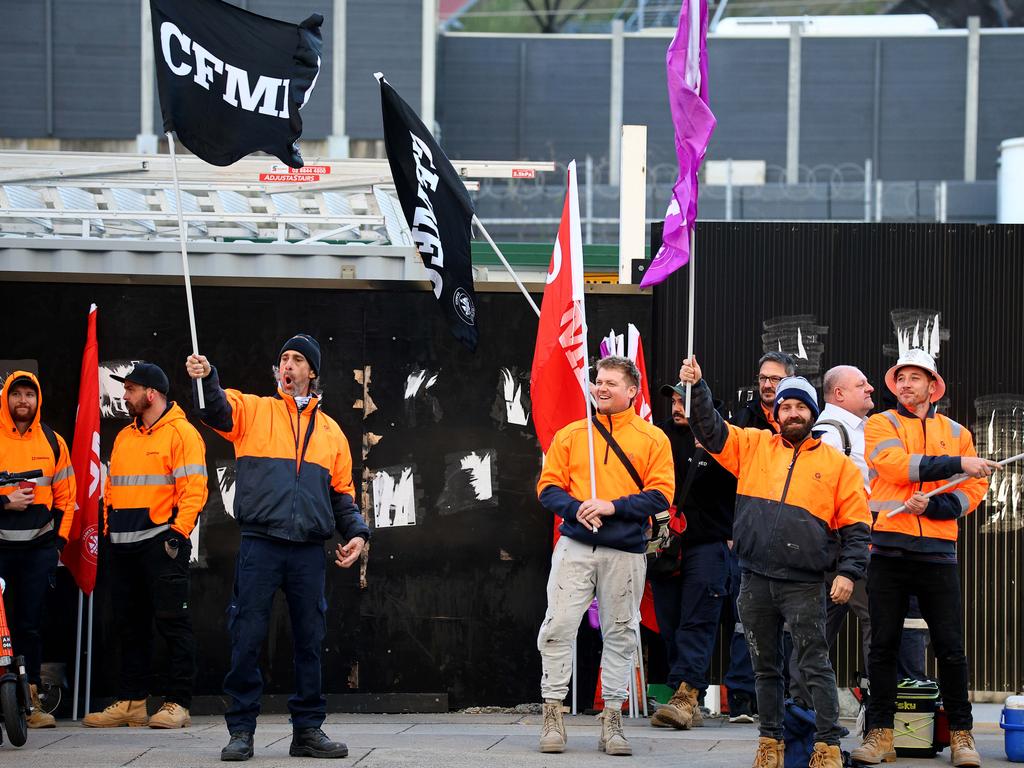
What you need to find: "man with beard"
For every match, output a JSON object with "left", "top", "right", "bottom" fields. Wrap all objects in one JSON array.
[
  {"left": 853, "top": 350, "right": 994, "bottom": 767},
  {"left": 85, "top": 363, "right": 208, "bottom": 729},
  {"left": 648, "top": 383, "right": 734, "bottom": 730},
  {"left": 724, "top": 351, "right": 795, "bottom": 722},
  {"left": 680, "top": 357, "right": 870, "bottom": 768},
  {"left": 535, "top": 356, "right": 674, "bottom": 757},
  {"left": 0, "top": 371, "right": 76, "bottom": 729},
  {"left": 186, "top": 335, "right": 369, "bottom": 762}
]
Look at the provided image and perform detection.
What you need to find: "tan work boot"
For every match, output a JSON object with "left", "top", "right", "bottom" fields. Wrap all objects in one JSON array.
[
  {"left": 598, "top": 707, "right": 631, "bottom": 756},
  {"left": 82, "top": 699, "right": 149, "bottom": 727},
  {"left": 26, "top": 684, "right": 55, "bottom": 728},
  {"left": 850, "top": 727, "right": 897, "bottom": 764},
  {"left": 808, "top": 742, "right": 843, "bottom": 768},
  {"left": 538, "top": 700, "right": 566, "bottom": 753},
  {"left": 690, "top": 705, "right": 704, "bottom": 727},
  {"left": 950, "top": 730, "right": 982, "bottom": 767},
  {"left": 649, "top": 681, "right": 698, "bottom": 730},
  {"left": 148, "top": 701, "right": 191, "bottom": 729},
  {"left": 751, "top": 736, "right": 785, "bottom": 768}
]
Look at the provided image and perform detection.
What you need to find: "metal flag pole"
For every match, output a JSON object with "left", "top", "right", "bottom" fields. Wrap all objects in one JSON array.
[
  {"left": 85, "top": 592, "right": 94, "bottom": 714},
  {"left": 886, "top": 451, "right": 1024, "bottom": 517},
  {"left": 166, "top": 131, "right": 205, "bottom": 408},
  {"left": 472, "top": 215, "right": 541, "bottom": 318},
  {"left": 72, "top": 590, "right": 83, "bottom": 720},
  {"left": 684, "top": 228, "right": 696, "bottom": 414}
]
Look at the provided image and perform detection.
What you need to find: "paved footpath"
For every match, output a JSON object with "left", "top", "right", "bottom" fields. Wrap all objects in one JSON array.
[{"left": 0, "top": 708, "right": 1014, "bottom": 767}]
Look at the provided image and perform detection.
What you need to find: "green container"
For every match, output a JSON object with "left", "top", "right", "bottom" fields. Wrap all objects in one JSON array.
[{"left": 647, "top": 684, "right": 675, "bottom": 706}]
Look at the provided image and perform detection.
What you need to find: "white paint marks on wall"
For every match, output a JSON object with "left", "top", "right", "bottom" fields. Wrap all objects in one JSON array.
[
  {"left": 99, "top": 360, "right": 140, "bottom": 420},
  {"left": 439, "top": 449, "right": 498, "bottom": 516},
  {"left": 216, "top": 462, "right": 237, "bottom": 519},
  {"left": 372, "top": 466, "right": 417, "bottom": 528},
  {"left": 889, "top": 310, "right": 947, "bottom": 360},
  {"left": 499, "top": 368, "right": 529, "bottom": 426},
  {"left": 460, "top": 451, "right": 494, "bottom": 501},
  {"left": 404, "top": 369, "right": 438, "bottom": 399}
]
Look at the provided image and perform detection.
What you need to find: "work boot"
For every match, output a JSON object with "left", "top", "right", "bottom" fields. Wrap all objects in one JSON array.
[
  {"left": 148, "top": 701, "right": 191, "bottom": 729},
  {"left": 289, "top": 727, "right": 349, "bottom": 758},
  {"left": 649, "top": 681, "right": 698, "bottom": 730},
  {"left": 850, "top": 727, "right": 896, "bottom": 764},
  {"left": 539, "top": 700, "right": 567, "bottom": 753},
  {"left": 751, "top": 737, "right": 785, "bottom": 768},
  {"left": 221, "top": 731, "right": 254, "bottom": 762},
  {"left": 598, "top": 707, "right": 631, "bottom": 756},
  {"left": 27, "top": 684, "right": 55, "bottom": 728},
  {"left": 808, "top": 742, "right": 843, "bottom": 768},
  {"left": 691, "top": 705, "right": 705, "bottom": 727},
  {"left": 82, "top": 698, "right": 149, "bottom": 727},
  {"left": 729, "top": 690, "right": 756, "bottom": 724},
  {"left": 950, "top": 730, "right": 982, "bottom": 767}
]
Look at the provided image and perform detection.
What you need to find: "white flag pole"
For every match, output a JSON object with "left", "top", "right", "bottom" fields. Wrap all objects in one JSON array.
[
  {"left": 684, "top": 228, "right": 696, "bottom": 415},
  {"left": 85, "top": 592, "right": 94, "bottom": 714},
  {"left": 472, "top": 215, "right": 541, "bottom": 318},
  {"left": 72, "top": 589, "right": 83, "bottom": 720},
  {"left": 886, "top": 451, "right": 1024, "bottom": 517},
  {"left": 166, "top": 131, "right": 205, "bottom": 409}
]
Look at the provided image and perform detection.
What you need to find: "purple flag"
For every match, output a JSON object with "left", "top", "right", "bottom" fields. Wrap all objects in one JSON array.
[{"left": 640, "top": 0, "right": 716, "bottom": 288}]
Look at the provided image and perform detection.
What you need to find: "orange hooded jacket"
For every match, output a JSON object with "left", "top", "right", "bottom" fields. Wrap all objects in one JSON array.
[{"left": 0, "top": 371, "right": 76, "bottom": 548}]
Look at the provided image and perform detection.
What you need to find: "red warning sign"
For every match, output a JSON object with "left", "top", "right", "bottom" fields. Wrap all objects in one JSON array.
[{"left": 511, "top": 168, "right": 535, "bottom": 179}]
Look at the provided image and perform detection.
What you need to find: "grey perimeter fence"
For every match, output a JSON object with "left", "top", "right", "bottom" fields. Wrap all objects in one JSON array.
[{"left": 473, "top": 158, "right": 998, "bottom": 243}]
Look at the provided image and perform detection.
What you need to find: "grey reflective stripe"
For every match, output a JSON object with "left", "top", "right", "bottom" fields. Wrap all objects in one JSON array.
[
  {"left": 52, "top": 466, "right": 74, "bottom": 483},
  {"left": 868, "top": 468, "right": 879, "bottom": 482},
  {"left": 869, "top": 439, "right": 903, "bottom": 462},
  {"left": 172, "top": 464, "right": 208, "bottom": 480},
  {"left": 908, "top": 454, "right": 924, "bottom": 483},
  {"left": 33, "top": 476, "right": 53, "bottom": 487},
  {"left": 869, "top": 500, "right": 904, "bottom": 512},
  {"left": 949, "top": 420, "right": 962, "bottom": 438},
  {"left": 884, "top": 411, "right": 901, "bottom": 430},
  {"left": 0, "top": 521, "right": 54, "bottom": 541},
  {"left": 953, "top": 489, "right": 970, "bottom": 517},
  {"left": 109, "top": 524, "right": 169, "bottom": 544},
  {"left": 733, "top": 622, "right": 745, "bottom": 634},
  {"left": 110, "top": 474, "right": 174, "bottom": 486}
]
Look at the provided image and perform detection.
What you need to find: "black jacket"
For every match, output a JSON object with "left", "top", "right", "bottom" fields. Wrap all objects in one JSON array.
[
  {"left": 659, "top": 406, "right": 736, "bottom": 546},
  {"left": 732, "top": 397, "right": 777, "bottom": 433}
]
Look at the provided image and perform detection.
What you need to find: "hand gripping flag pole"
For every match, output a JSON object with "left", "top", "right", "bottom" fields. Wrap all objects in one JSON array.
[{"left": 886, "top": 452, "right": 1024, "bottom": 517}]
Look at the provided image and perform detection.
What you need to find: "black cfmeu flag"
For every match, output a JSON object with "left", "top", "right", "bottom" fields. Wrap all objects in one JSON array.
[
  {"left": 150, "top": 0, "right": 322, "bottom": 168},
  {"left": 378, "top": 74, "right": 479, "bottom": 353}
]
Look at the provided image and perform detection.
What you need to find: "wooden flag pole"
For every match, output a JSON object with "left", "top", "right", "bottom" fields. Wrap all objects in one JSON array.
[
  {"left": 684, "top": 228, "right": 696, "bottom": 414},
  {"left": 886, "top": 451, "right": 1024, "bottom": 517},
  {"left": 166, "top": 131, "right": 205, "bottom": 409},
  {"left": 472, "top": 215, "right": 541, "bottom": 318}
]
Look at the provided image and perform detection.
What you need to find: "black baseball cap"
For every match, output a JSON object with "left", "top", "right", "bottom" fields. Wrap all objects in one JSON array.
[{"left": 112, "top": 362, "right": 169, "bottom": 395}]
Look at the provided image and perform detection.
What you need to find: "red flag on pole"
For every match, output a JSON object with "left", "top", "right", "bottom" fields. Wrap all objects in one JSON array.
[{"left": 62, "top": 304, "right": 100, "bottom": 595}]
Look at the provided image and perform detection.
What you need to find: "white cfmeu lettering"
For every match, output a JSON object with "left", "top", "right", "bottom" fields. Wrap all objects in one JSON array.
[
  {"left": 159, "top": 21, "right": 290, "bottom": 119},
  {"left": 410, "top": 132, "right": 444, "bottom": 299}
]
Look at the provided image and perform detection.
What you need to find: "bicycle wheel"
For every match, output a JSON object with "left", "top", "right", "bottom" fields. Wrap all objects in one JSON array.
[{"left": 1, "top": 679, "right": 27, "bottom": 746}]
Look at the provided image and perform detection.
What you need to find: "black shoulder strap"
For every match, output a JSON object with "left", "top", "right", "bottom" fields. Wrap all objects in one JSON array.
[
  {"left": 590, "top": 416, "right": 644, "bottom": 491},
  {"left": 815, "top": 419, "right": 851, "bottom": 456},
  {"left": 40, "top": 423, "right": 61, "bottom": 464}
]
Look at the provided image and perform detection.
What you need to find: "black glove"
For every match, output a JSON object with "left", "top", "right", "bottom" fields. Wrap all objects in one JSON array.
[{"left": 56, "top": 536, "right": 67, "bottom": 554}]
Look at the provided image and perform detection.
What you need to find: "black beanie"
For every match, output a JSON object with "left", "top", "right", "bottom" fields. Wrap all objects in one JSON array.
[{"left": 279, "top": 334, "right": 321, "bottom": 374}]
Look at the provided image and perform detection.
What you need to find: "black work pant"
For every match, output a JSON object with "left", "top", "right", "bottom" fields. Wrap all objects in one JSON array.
[
  {"left": 110, "top": 536, "right": 195, "bottom": 707},
  {"left": 866, "top": 555, "right": 971, "bottom": 731},
  {"left": 0, "top": 545, "right": 57, "bottom": 685}
]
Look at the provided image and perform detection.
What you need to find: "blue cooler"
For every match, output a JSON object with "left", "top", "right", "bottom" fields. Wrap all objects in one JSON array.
[{"left": 1002, "top": 695, "right": 1024, "bottom": 763}]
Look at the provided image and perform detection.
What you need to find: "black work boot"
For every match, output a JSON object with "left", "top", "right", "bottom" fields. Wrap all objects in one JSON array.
[
  {"left": 289, "top": 727, "right": 349, "bottom": 758},
  {"left": 221, "top": 731, "right": 255, "bottom": 761}
]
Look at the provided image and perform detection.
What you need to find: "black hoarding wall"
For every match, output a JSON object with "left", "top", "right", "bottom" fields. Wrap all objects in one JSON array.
[
  {"left": 4, "top": 281, "right": 651, "bottom": 711},
  {"left": 652, "top": 222, "right": 1024, "bottom": 692}
]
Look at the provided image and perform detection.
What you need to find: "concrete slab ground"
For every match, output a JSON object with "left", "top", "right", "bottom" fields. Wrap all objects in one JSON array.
[{"left": 0, "top": 708, "right": 1016, "bottom": 768}]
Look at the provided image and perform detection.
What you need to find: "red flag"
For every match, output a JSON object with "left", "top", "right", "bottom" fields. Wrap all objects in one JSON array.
[
  {"left": 627, "top": 324, "right": 653, "bottom": 424},
  {"left": 530, "top": 161, "right": 588, "bottom": 453},
  {"left": 62, "top": 305, "right": 100, "bottom": 594}
]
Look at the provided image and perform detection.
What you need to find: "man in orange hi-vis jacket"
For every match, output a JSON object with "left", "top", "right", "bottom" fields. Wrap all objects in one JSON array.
[
  {"left": 0, "top": 370, "right": 75, "bottom": 728},
  {"left": 680, "top": 356, "right": 870, "bottom": 768},
  {"left": 84, "top": 363, "right": 208, "bottom": 730},
  {"left": 853, "top": 349, "right": 995, "bottom": 768}
]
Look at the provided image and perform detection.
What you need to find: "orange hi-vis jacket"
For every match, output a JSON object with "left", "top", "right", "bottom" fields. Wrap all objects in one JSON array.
[
  {"left": 0, "top": 371, "right": 75, "bottom": 548},
  {"left": 865, "top": 405, "right": 987, "bottom": 556},
  {"left": 104, "top": 402, "right": 208, "bottom": 546},
  {"left": 689, "top": 380, "right": 871, "bottom": 582},
  {"left": 537, "top": 407, "right": 675, "bottom": 553},
  {"left": 196, "top": 368, "right": 369, "bottom": 544}
]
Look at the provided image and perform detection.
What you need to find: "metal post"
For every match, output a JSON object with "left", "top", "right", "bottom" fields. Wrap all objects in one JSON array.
[
  {"left": 725, "top": 158, "right": 734, "bottom": 221},
  {"left": 327, "top": 0, "right": 350, "bottom": 158},
  {"left": 137, "top": 0, "right": 158, "bottom": 154},
  {"left": 618, "top": 125, "right": 647, "bottom": 285},
  {"left": 609, "top": 20, "right": 625, "bottom": 186},
  {"left": 72, "top": 590, "right": 83, "bottom": 720},
  {"left": 964, "top": 16, "right": 980, "bottom": 182},
  {"left": 874, "top": 179, "right": 883, "bottom": 222},
  {"left": 585, "top": 154, "right": 594, "bottom": 245},
  {"left": 864, "top": 158, "right": 872, "bottom": 222},
  {"left": 786, "top": 21, "right": 802, "bottom": 184},
  {"left": 45, "top": 0, "right": 53, "bottom": 136},
  {"left": 421, "top": 0, "right": 438, "bottom": 135}
]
